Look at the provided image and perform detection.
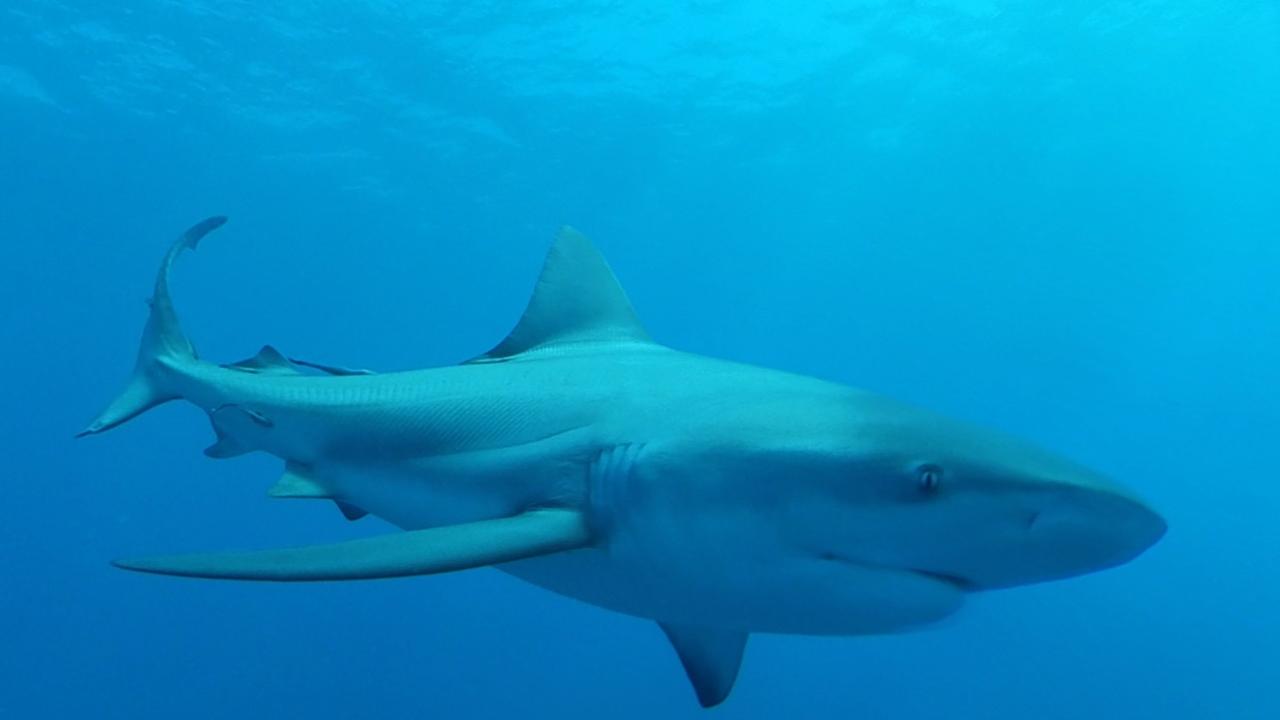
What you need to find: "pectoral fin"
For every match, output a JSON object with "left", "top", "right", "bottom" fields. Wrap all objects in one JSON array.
[
  {"left": 660, "top": 623, "right": 749, "bottom": 708},
  {"left": 114, "top": 508, "right": 590, "bottom": 582}
]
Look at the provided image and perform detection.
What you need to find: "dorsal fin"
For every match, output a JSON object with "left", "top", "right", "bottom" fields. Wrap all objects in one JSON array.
[{"left": 471, "top": 227, "right": 651, "bottom": 362}]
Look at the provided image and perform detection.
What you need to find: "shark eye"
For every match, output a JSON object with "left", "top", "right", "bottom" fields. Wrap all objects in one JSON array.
[{"left": 917, "top": 464, "right": 943, "bottom": 494}]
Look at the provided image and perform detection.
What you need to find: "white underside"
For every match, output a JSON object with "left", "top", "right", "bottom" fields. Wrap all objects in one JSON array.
[{"left": 317, "top": 454, "right": 966, "bottom": 636}]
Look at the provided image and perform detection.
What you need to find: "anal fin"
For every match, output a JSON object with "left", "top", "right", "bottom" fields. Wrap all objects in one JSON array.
[
  {"left": 204, "top": 432, "right": 251, "bottom": 459},
  {"left": 268, "top": 462, "right": 330, "bottom": 499}
]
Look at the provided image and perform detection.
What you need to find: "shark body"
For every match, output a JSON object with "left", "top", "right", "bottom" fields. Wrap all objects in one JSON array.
[{"left": 83, "top": 218, "right": 1166, "bottom": 707}]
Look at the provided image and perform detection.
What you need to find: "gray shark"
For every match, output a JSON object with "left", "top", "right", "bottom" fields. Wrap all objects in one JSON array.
[{"left": 81, "top": 217, "right": 1166, "bottom": 707}]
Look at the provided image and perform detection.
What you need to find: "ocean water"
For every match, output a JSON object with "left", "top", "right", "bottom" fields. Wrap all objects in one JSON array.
[{"left": 2, "top": 1, "right": 1278, "bottom": 717}]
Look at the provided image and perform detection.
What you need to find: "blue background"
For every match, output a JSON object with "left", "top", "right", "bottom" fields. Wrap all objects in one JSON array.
[{"left": 2, "top": 2, "right": 1277, "bottom": 717}]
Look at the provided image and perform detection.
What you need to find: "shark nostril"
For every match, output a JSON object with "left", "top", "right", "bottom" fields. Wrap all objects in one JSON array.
[{"left": 1026, "top": 510, "right": 1042, "bottom": 530}]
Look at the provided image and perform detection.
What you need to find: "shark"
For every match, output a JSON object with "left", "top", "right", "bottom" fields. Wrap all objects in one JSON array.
[{"left": 81, "top": 217, "right": 1166, "bottom": 707}]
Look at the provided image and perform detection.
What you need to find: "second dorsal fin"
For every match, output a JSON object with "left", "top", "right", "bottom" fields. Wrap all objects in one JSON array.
[
  {"left": 225, "top": 345, "right": 301, "bottom": 375},
  {"left": 225, "top": 347, "right": 374, "bottom": 377},
  {"left": 470, "top": 227, "right": 651, "bottom": 362}
]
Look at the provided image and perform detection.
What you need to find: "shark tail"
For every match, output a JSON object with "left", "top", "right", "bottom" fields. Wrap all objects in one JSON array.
[{"left": 77, "top": 216, "right": 227, "bottom": 437}]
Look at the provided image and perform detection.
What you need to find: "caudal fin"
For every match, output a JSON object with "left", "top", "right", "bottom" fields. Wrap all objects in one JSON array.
[{"left": 77, "top": 216, "right": 227, "bottom": 437}]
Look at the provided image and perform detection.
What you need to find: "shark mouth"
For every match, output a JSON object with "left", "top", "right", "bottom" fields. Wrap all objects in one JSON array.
[
  {"left": 817, "top": 551, "right": 974, "bottom": 591},
  {"left": 910, "top": 569, "right": 975, "bottom": 590}
]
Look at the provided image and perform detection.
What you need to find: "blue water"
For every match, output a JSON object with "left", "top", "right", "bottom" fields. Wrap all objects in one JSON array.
[{"left": 3, "top": 2, "right": 1278, "bottom": 717}]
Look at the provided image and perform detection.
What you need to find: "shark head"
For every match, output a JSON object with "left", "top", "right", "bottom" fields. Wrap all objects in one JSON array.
[{"left": 790, "top": 392, "right": 1167, "bottom": 594}]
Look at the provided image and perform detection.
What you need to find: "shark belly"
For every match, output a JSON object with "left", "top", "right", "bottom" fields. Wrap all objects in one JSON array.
[
  {"left": 308, "top": 429, "right": 962, "bottom": 636},
  {"left": 378, "top": 434, "right": 964, "bottom": 636},
  {"left": 498, "top": 497, "right": 967, "bottom": 636},
  {"left": 302, "top": 360, "right": 968, "bottom": 636}
]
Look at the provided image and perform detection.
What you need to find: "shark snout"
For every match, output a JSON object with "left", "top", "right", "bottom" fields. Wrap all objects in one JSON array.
[{"left": 1018, "top": 484, "right": 1166, "bottom": 585}]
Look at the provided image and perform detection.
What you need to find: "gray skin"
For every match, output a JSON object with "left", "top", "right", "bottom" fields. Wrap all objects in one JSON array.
[{"left": 82, "top": 218, "right": 1166, "bottom": 707}]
